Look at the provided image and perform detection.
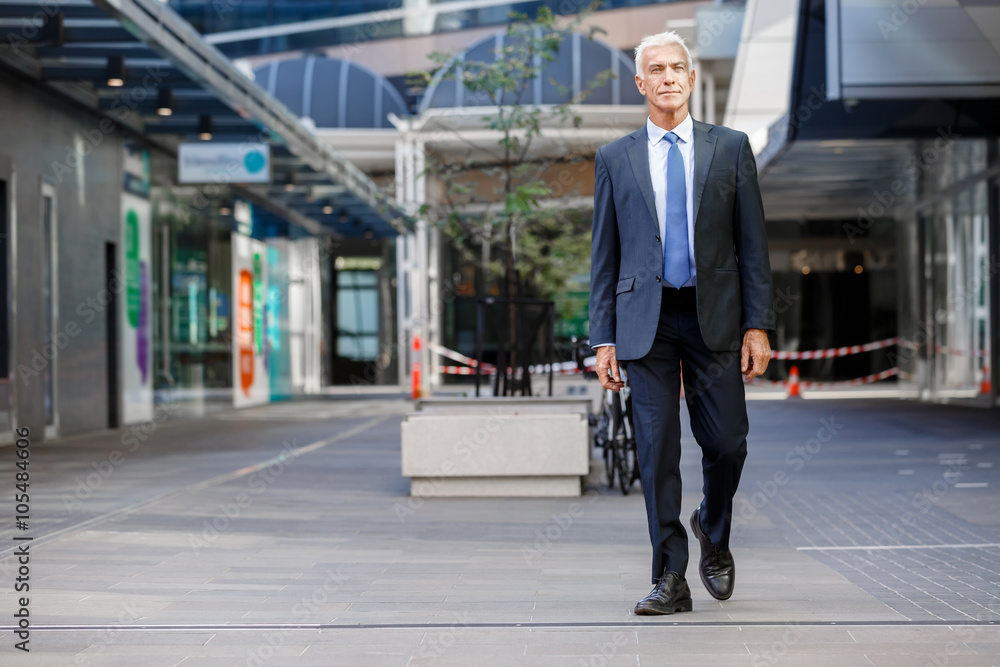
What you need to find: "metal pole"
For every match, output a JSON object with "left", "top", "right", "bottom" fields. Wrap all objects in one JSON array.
[
  {"left": 987, "top": 142, "right": 999, "bottom": 407},
  {"left": 415, "top": 140, "right": 437, "bottom": 391},
  {"left": 475, "top": 299, "right": 482, "bottom": 397},
  {"left": 548, "top": 302, "right": 554, "bottom": 397},
  {"left": 395, "top": 138, "right": 408, "bottom": 390},
  {"left": 703, "top": 61, "right": 717, "bottom": 125}
]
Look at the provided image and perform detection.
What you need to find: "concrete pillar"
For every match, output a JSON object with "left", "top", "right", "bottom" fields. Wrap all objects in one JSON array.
[
  {"left": 691, "top": 57, "right": 704, "bottom": 122},
  {"left": 703, "top": 61, "right": 717, "bottom": 125}
]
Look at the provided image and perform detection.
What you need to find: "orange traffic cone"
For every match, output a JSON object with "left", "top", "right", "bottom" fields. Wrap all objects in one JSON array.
[
  {"left": 411, "top": 335, "right": 422, "bottom": 399},
  {"left": 788, "top": 365, "right": 800, "bottom": 398},
  {"left": 981, "top": 365, "right": 991, "bottom": 395}
]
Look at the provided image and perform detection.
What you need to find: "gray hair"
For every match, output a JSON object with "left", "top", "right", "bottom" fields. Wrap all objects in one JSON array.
[{"left": 634, "top": 31, "right": 693, "bottom": 79}]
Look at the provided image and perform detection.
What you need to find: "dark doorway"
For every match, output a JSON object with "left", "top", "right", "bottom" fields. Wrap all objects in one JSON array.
[{"left": 105, "top": 242, "right": 119, "bottom": 428}]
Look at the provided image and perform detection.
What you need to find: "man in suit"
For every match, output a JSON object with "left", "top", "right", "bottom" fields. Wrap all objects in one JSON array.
[{"left": 589, "top": 30, "right": 773, "bottom": 615}]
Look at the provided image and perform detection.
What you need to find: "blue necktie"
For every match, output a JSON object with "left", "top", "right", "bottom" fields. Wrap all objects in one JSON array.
[{"left": 663, "top": 131, "right": 690, "bottom": 288}]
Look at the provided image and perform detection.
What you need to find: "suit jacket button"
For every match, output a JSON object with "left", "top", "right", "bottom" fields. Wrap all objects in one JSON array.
[
  {"left": 655, "top": 236, "right": 660, "bottom": 241},
  {"left": 656, "top": 276, "right": 661, "bottom": 282}
]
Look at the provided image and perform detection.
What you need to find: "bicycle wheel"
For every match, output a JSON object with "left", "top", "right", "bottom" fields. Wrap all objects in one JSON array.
[
  {"left": 614, "top": 435, "right": 633, "bottom": 495},
  {"left": 605, "top": 392, "right": 623, "bottom": 490},
  {"left": 616, "top": 434, "right": 639, "bottom": 495},
  {"left": 616, "top": 391, "right": 638, "bottom": 495}
]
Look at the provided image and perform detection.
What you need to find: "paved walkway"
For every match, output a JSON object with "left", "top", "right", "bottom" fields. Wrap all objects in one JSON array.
[{"left": 1, "top": 395, "right": 999, "bottom": 666}]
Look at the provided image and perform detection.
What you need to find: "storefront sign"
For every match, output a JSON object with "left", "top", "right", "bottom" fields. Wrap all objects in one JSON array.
[
  {"left": 232, "top": 233, "right": 270, "bottom": 407},
  {"left": 121, "top": 144, "right": 153, "bottom": 424},
  {"left": 178, "top": 143, "right": 270, "bottom": 184}
]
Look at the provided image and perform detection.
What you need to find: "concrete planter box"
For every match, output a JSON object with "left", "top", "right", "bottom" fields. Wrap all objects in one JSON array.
[{"left": 401, "top": 397, "right": 591, "bottom": 497}]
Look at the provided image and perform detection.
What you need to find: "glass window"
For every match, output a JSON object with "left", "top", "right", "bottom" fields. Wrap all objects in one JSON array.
[
  {"left": 336, "top": 269, "right": 379, "bottom": 361},
  {"left": 929, "top": 179, "right": 991, "bottom": 401}
]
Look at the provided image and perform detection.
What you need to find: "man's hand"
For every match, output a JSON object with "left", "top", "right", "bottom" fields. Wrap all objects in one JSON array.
[
  {"left": 595, "top": 346, "right": 625, "bottom": 392},
  {"left": 741, "top": 328, "right": 771, "bottom": 381}
]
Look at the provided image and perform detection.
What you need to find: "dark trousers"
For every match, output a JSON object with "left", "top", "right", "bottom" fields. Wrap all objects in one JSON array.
[{"left": 622, "top": 286, "right": 749, "bottom": 584}]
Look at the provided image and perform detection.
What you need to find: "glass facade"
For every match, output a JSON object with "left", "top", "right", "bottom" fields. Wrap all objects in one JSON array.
[
  {"left": 267, "top": 240, "right": 293, "bottom": 400},
  {"left": 169, "top": 0, "right": 686, "bottom": 57},
  {"left": 897, "top": 138, "right": 995, "bottom": 405},
  {"left": 151, "top": 196, "right": 235, "bottom": 408},
  {"left": 148, "top": 181, "right": 340, "bottom": 407}
]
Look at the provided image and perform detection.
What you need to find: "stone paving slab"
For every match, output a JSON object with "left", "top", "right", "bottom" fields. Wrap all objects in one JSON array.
[
  {"left": 0, "top": 397, "right": 999, "bottom": 665},
  {"left": 5, "top": 626, "right": 1000, "bottom": 666}
]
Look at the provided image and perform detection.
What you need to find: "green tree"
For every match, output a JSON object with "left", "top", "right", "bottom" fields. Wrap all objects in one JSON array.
[{"left": 410, "top": 2, "right": 607, "bottom": 302}]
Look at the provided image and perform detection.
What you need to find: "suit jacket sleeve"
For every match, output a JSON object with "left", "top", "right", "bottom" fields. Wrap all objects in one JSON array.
[
  {"left": 734, "top": 133, "right": 774, "bottom": 332},
  {"left": 589, "top": 148, "right": 620, "bottom": 346}
]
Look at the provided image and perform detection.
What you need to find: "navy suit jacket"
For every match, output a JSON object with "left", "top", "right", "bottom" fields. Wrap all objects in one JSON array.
[{"left": 589, "top": 120, "right": 774, "bottom": 358}]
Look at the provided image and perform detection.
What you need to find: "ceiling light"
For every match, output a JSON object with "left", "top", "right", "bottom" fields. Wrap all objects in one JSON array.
[
  {"left": 156, "top": 88, "right": 173, "bottom": 116},
  {"left": 106, "top": 55, "right": 126, "bottom": 87},
  {"left": 197, "top": 115, "right": 213, "bottom": 140}
]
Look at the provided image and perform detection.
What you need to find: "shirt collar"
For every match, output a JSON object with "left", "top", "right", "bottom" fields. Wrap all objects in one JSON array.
[{"left": 646, "top": 113, "right": 694, "bottom": 145}]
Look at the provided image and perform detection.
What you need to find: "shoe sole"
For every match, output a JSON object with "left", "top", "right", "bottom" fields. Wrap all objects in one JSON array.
[
  {"left": 633, "top": 599, "right": 693, "bottom": 615},
  {"left": 690, "top": 510, "right": 734, "bottom": 601}
]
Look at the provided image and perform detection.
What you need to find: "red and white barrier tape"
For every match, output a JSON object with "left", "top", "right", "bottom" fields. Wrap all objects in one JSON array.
[
  {"left": 429, "top": 342, "right": 496, "bottom": 373},
  {"left": 435, "top": 365, "right": 481, "bottom": 376},
  {"left": 882, "top": 339, "right": 987, "bottom": 359},
  {"left": 934, "top": 345, "right": 988, "bottom": 358},
  {"left": 750, "top": 367, "right": 899, "bottom": 388},
  {"left": 528, "top": 361, "right": 584, "bottom": 375},
  {"left": 771, "top": 337, "right": 897, "bottom": 360}
]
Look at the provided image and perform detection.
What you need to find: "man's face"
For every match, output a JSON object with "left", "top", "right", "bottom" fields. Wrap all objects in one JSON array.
[{"left": 635, "top": 43, "right": 695, "bottom": 117}]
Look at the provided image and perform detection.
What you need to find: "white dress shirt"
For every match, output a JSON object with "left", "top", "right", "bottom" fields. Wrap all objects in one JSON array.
[
  {"left": 646, "top": 114, "right": 696, "bottom": 288},
  {"left": 592, "top": 115, "right": 697, "bottom": 349}
]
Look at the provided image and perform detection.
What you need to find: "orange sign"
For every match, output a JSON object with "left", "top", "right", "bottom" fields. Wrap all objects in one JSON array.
[{"left": 238, "top": 269, "right": 254, "bottom": 395}]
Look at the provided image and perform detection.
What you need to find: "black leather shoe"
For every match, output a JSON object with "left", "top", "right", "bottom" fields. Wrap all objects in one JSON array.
[
  {"left": 633, "top": 571, "right": 693, "bottom": 615},
  {"left": 690, "top": 509, "right": 735, "bottom": 600}
]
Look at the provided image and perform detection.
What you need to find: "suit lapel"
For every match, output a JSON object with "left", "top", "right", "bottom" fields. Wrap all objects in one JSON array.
[
  {"left": 691, "top": 120, "right": 718, "bottom": 229},
  {"left": 625, "top": 127, "right": 658, "bottom": 228}
]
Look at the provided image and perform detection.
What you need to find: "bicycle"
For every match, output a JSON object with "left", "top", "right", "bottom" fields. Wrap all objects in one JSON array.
[{"left": 573, "top": 338, "right": 640, "bottom": 495}]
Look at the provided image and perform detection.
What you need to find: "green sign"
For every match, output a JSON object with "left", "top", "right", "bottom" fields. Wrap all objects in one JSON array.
[
  {"left": 125, "top": 209, "right": 140, "bottom": 329},
  {"left": 252, "top": 252, "right": 263, "bottom": 353}
]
